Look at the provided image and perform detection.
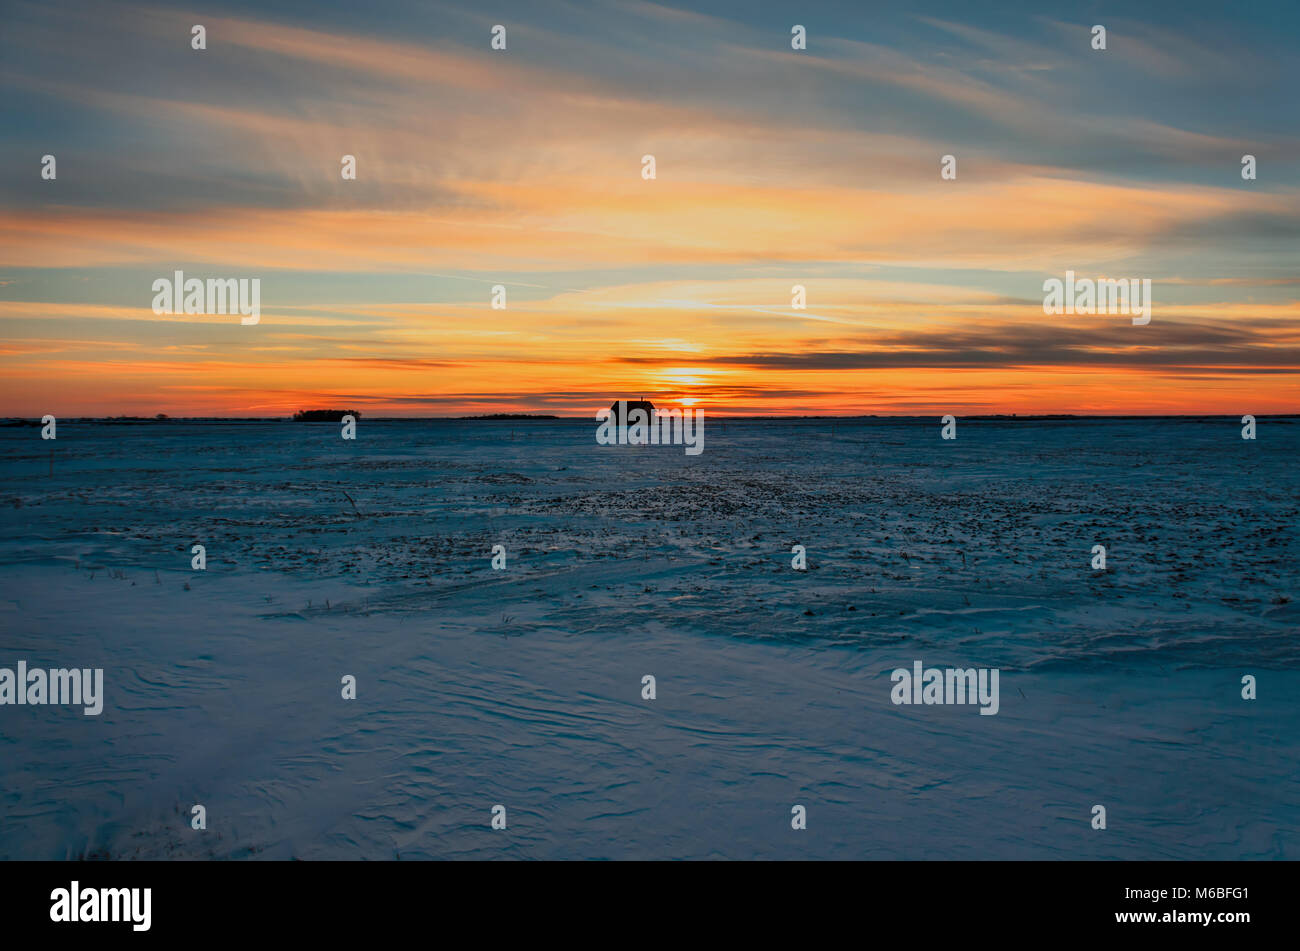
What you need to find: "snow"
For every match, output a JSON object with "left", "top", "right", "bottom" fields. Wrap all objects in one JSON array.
[{"left": 1, "top": 417, "right": 1296, "bottom": 858}]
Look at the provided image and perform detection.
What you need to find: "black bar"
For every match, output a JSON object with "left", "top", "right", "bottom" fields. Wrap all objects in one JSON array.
[{"left": 0, "top": 860, "right": 1276, "bottom": 938}]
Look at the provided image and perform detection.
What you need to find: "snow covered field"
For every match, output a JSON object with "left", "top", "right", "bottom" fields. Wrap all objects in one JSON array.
[{"left": 1, "top": 417, "right": 1296, "bottom": 859}]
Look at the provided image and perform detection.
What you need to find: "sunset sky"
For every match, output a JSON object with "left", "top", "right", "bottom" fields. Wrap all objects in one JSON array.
[{"left": 2, "top": 0, "right": 1299, "bottom": 416}]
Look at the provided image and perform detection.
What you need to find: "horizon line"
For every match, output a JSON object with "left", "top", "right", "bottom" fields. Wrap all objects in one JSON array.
[{"left": 5, "top": 413, "right": 1296, "bottom": 422}]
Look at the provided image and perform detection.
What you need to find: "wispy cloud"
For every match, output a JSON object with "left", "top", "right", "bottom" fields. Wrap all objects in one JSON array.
[{"left": 2, "top": 0, "right": 1297, "bottom": 415}]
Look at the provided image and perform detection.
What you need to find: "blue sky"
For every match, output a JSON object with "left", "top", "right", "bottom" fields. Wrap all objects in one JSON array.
[{"left": 2, "top": 0, "right": 1298, "bottom": 415}]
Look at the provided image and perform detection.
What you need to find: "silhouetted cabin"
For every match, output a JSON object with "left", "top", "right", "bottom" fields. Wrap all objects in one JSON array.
[{"left": 609, "top": 400, "right": 655, "bottom": 426}]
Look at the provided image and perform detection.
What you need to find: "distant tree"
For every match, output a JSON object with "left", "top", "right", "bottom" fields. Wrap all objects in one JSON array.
[{"left": 293, "top": 409, "right": 362, "bottom": 422}]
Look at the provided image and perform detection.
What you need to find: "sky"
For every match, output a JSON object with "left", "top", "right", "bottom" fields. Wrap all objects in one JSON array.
[{"left": 2, "top": 0, "right": 1298, "bottom": 417}]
